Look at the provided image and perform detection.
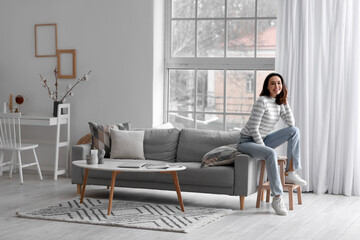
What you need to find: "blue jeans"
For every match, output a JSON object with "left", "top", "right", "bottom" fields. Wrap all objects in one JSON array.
[{"left": 237, "top": 127, "right": 301, "bottom": 196}]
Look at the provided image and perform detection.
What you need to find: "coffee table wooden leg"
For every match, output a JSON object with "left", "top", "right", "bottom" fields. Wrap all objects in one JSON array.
[
  {"left": 171, "top": 171, "right": 185, "bottom": 212},
  {"left": 80, "top": 169, "right": 89, "bottom": 203},
  {"left": 108, "top": 171, "right": 118, "bottom": 215}
]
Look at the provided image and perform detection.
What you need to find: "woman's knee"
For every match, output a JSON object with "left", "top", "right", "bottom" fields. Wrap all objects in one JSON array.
[
  {"left": 264, "top": 148, "right": 278, "bottom": 161},
  {"left": 288, "top": 126, "right": 300, "bottom": 137}
]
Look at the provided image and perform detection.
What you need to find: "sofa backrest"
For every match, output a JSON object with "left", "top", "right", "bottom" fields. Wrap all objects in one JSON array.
[
  {"left": 143, "top": 128, "right": 180, "bottom": 162},
  {"left": 176, "top": 128, "right": 240, "bottom": 162}
]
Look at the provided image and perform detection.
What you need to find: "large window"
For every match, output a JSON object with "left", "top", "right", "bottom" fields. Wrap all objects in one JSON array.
[{"left": 165, "top": 0, "right": 277, "bottom": 131}]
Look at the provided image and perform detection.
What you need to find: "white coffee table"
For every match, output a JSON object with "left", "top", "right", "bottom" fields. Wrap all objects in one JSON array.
[{"left": 72, "top": 160, "right": 186, "bottom": 215}]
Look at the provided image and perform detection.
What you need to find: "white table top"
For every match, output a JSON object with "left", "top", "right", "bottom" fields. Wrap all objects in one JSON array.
[
  {"left": 72, "top": 160, "right": 186, "bottom": 173},
  {"left": 20, "top": 114, "right": 69, "bottom": 126}
]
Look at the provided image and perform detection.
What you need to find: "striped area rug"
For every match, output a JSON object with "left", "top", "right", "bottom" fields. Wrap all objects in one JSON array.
[{"left": 16, "top": 198, "right": 233, "bottom": 233}]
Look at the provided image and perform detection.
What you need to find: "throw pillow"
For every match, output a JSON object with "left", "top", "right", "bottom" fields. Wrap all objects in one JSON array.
[
  {"left": 110, "top": 129, "right": 145, "bottom": 159},
  {"left": 201, "top": 144, "right": 238, "bottom": 168},
  {"left": 88, "top": 121, "right": 130, "bottom": 158},
  {"left": 143, "top": 128, "right": 180, "bottom": 162}
]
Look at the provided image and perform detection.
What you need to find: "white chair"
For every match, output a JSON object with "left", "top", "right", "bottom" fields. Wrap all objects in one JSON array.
[{"left": 0, "top": 113, "right": 43, "bottom": 184}]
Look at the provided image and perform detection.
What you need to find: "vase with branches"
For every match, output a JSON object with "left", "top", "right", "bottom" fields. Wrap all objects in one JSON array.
[{"left": 40, "top": 68, "right": 91, "bottom": 116}]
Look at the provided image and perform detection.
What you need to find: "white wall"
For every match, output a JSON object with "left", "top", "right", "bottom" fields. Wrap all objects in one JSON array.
[{"left": 0, "top": 0, "right": 164, "bottom": 171}]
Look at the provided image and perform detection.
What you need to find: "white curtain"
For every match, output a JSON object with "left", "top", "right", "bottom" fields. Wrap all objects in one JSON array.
[{"left": 276, "top": 0, "right": 360, "bottom": 195}]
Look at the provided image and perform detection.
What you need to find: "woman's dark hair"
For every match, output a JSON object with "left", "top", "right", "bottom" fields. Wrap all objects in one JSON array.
[{"left": 260, "top": 72, "right": 287, "bottom": 105}]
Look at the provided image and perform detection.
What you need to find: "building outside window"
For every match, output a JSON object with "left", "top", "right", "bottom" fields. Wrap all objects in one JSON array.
[{"left": 165, "top": 0, "right": 277, "bottom": 131}]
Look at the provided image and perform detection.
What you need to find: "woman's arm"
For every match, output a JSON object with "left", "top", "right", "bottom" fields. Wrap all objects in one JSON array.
[
  {"left": 280, "top": 104, "right": 295, "bottom": 126},
  {"left": 249, "top": 98, "right": 266, "bottom": 145}
]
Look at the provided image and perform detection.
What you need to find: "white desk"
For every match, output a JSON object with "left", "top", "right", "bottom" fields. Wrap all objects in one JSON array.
[{"left": 20, "top": 103, "right": 70, "bottom": 180}]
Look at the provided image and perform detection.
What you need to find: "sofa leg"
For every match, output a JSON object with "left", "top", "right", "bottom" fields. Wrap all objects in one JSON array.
[
  {"left": 77, "top": 184, "right": 82, "bottom": 194},
  {"left": 239, "top": 196, "right": 245, "bottom": 210}
]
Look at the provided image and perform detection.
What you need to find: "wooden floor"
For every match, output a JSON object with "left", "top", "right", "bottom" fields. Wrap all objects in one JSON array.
[{"left": 1, "top": 173, "right": 360, "bottom": 240}]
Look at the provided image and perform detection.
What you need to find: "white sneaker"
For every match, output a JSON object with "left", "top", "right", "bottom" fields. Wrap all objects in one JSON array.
[
  {"left": 271, "top": 196, "right": 288, "bottom": 216},
  {"left": 285, "top": 171, "right": 307, "bottom": 186}
]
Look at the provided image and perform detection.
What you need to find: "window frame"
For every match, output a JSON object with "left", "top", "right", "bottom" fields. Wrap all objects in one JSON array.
[{"left": 164, "top": 0, "right": 276, "bottom": 130}]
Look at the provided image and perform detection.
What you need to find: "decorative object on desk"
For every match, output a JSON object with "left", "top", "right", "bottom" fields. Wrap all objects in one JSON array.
[
  {"left": 15, "top": 95, "right": 24, "bottom": 112},
  {"left": 98, "top": 149, "right": 105, "bottom": 164},
  {"left": 40, "top": 68, "right": 91, "bottom": 117},
  {"left": 3, "top": 102, "right": 7, "bottom": 113},
  {"left": 16, "top": 198, "right": 233, "bottom": 233},
  {"left": 8, "top": 94, "right": 13, "bottom": 113},
  {"left": 52, "top": 101, "right": 63, "bottom": 117}
]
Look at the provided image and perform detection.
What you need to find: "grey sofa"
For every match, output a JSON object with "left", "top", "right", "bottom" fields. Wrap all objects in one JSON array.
[{"left": 71, "top": 128, "right": 260, "bottom": 210}]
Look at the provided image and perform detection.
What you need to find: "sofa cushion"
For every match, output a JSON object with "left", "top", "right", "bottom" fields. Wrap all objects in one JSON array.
[
  {"left": 177, "top": 128, "right": 240, "bottom": 162},
  {"left": 110, "top": 129, "right": 145, "bottom": 159},
  {"left": 88, "top": 121, "right": 130, "bottom": 158},
  {"left": 143, "top": 128, "right": 180, "bottom": 162},
  {"left": 201, "top": 144, "right": 238, "bottom": 168},
  {"left": 87, "top": 159, "right": 234, "bottom": 188}
]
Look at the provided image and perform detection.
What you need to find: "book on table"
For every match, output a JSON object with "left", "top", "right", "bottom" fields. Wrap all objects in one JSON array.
[
  {"left": 145, "top": 163, "right": 170, "bottom": 169},
  {"left": 117, "top": 162, "right": 146, "bottom": 168}
]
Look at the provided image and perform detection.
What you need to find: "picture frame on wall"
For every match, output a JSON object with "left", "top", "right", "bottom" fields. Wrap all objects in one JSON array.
[
  {"left": 34, "top": 23, "right": 58, "bottom": 57},
  {"left": 57, "top": 49, "right": 77, "bottom": 79}
]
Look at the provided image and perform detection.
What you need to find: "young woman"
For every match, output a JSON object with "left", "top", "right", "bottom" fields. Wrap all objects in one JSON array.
[{"left": 237, "top": 72, "right": 306, "bottom": 216}]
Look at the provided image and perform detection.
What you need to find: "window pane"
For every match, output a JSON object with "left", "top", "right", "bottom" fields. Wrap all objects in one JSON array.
[
  {"left": 172, "top": 0, "right": 195, "bottom": 18},
  {"left": 169, "top": 70, "right": 195, "bottom": 111},
  {"left": 198, "top": 0, "right": 225, "bottom": 18},
  {"left": 257, "top": 0, "right": 277, "bottom": 17},
  {"left": 197, "top": 70, "right": 224, "bottom": 112},
  {"left": 226, "top": 114, "right": 249, "bottom": 131},
  {"left": 227, "top": 0, "right": 255, "bottom": 17},
  {"left": 198, "top": 20, "right": 225, "bottom": 57},
  {"left": 227, "top": 20, "right": 255, "bottom": 57},
  {"left": 256, "top": 70, "right": 273, "bottom": 98},
  {"left": 257, "top": 20, "right": 276, "bottom": 58},
  {"left": 169, "top": 112, "right": 195, "bottom": 128},
  {"left": 172, "top": 20, "right": 195, "bottom": 57},
  {"left": 226, "top": 70, "right": 255, "bottom": 113},
  {"left": 196, "top": 114, "right": 224, "bottom": 131}
]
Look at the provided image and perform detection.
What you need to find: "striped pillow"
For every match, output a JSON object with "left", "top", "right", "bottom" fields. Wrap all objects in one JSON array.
[
  {"left": 88, "top": 122, "right": 130, "bottom": 158},
  {"left": 201, "top": 144, "right": 238, "bottom": 168}
]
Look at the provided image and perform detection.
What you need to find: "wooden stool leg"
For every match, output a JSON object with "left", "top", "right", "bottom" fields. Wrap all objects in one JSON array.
[
  {"left": 297, "top": 186, "right": 303, "bottom": 204},
  {"left": 256, "top": 161, "right": 266, "bottom": 208},
  {"left": 288, "top": 186, "right": 294, "bottom": 210},
  {"left": 266, "top": 189, "right": 270, "bottom": 202},
  {"left": 261, "top": 189, "right": 265, "bottom": 201}
]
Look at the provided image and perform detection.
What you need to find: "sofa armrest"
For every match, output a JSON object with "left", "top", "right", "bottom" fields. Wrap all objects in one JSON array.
[
  {"left": 71, "top": 144, "right": 91, "bottom": 184},
  {"left": 233, "top": 153, "right": 261, "bottom": 196},
  {"left": 72, "top": 144, "right": 91, "bottom": 161}
]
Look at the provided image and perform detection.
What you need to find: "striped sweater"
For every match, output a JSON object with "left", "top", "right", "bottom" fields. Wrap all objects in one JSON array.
[{"left": 241, "top": 96, "right": 295, "bottom": 145}]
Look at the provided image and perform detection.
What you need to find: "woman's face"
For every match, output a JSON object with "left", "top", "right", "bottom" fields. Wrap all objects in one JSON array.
[{"left": 267, "top": 76, "right": 282, "bottom": 98}]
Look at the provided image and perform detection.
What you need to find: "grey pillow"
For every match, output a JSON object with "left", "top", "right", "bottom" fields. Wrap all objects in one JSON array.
[
  {"left": 201, "top": 144, "right": 238, "bottom": 168},
  {"left": 177, "top": 128, "right": 240, "bottom": 162},
  {"left": 110, "top": 129, "right": 145, "bottom": 160},
  {"left": 143, "top": 128, "right": 180, "bottom": 162}
]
